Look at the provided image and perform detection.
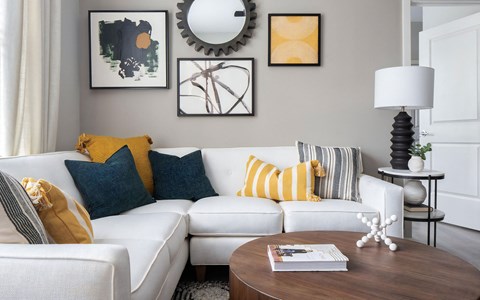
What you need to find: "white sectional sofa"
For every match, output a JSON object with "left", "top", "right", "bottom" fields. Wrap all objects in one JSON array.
[{"left": 0, "top": 146, "right": 403, "bottom": 300}]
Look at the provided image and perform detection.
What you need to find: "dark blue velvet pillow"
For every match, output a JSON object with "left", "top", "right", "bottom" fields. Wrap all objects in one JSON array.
[
  {"left": 149, "top": 150, "right": 218, "bottom": 201},
  {"left": 65, "top": 146, "right": 155, "bottom": 219}
]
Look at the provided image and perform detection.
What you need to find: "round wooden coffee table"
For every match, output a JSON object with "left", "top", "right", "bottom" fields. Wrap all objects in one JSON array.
[{"left": 229, "top": 231, "right": 480, "bottom": 299}]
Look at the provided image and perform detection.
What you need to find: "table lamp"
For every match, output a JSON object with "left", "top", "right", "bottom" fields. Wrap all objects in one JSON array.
[{"left": 374, "top": 66, "right": 434, "bottom": 169}]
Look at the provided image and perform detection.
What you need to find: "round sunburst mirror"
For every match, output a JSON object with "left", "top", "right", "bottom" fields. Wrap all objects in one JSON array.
[{"left": 176, "top": 0, "right": 256, "bottom": 56}]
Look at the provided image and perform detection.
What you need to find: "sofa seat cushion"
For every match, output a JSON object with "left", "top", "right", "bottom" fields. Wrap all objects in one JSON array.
[
  {"left": 122, "top": 200, "right": 193, "bottom": 216},
  {"left": 92, "top": 213, "right": 186, "bottom": 263},
  {"left": 279, "top": 199, "right": 378, "bottom": 232},
  {"left": 188, "top": 196, "right": 283, "bottom": 236},
  {"left": 95, "top": 238, "right": 169, "bottom": 298},
  {"left": 121, "top": 200, "right": 193, "bottom": 237}
]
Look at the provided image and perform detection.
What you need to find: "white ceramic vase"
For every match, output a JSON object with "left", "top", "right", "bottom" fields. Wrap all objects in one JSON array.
[
  {"left": 408, "top": 156, "right": 424, "bottom": 173},
  {"left": 403, "top": 180, "right": 427, "bottom": 205}
]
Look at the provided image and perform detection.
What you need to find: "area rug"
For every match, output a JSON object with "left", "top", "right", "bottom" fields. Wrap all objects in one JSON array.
[{"left": 172, "top": 280, "right": 229, "bottom": 300}]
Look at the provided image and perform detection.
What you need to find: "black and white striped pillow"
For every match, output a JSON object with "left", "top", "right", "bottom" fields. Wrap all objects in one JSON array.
[
  {"left": 0, "top": 171, "right": 49, "bottom": 244},
  {"left": 296, "top": 141, "right": 362, "bottom": 202}
]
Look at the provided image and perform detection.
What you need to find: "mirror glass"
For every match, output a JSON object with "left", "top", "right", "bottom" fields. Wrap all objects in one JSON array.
[{"left": 187, "top": 0, "right": 246, "bottom": 44}]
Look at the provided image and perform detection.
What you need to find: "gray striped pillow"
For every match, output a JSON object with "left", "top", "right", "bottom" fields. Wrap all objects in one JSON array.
[
  {"left": 296, "top": 141, "right": 362, "bottom": 202},
  {"left": 0, "top": 171, "right": 49, "bottom": 244}
]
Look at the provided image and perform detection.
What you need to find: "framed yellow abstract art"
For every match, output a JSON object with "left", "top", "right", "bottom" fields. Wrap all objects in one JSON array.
[{"left": 268, "top": 14, "right": 321, "bottom": 66}]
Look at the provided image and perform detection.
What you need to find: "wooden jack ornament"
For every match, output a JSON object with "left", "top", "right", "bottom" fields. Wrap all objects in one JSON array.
[{"left": 356, "top": 213, "right": 398, "bottom": 251}]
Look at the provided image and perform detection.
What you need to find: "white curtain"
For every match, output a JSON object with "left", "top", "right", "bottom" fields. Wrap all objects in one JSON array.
[{"left": 0, "top": 0, "right": 61, "bottom": 156}]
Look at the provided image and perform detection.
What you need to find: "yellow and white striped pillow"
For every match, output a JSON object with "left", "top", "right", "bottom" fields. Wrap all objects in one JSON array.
[
  {"left": 237, "top": 155, "right": 325, "bottom": 201},
  {"left": 22, "top": 178, "right": 94, "bottom": 244}
]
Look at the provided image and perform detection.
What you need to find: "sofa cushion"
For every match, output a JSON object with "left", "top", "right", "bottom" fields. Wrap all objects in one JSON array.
[
  {"left": 0, "top": 171, "right": 49, "bottom": 244},
  {"left": 201, "top": 147, "right": 299, "bottom": 196},
  {"left": 65, "top": 146, "right": 155, "bottom": 220},
  {"left": 279, "top": 199, "right": 378, "bottom": 232},
  {"left": 296, "top": 141, "right": 362, "bottom": 201},
  {"left": 237, "top": 155, "right": 324, "bottom": 201},
  {"left": 21, "top": 178, "right": 93, "bottom": 244},
  {"left": 149, "top": 150, "right": 217, "bottom": 201},
  {"left": 122, "top": 200, "right": 193, "bottom": 238},
  {"left": 92, "top": 213, "right": 186, "bottom": 263},
  {"left": 76, "top": 133, "right": 154, "bottom": 194},
  {"left": 188, "top": 196, "right": 283, "bottom": 236}
]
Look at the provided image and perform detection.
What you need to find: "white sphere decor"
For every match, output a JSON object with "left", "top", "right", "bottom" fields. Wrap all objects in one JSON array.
[
  {"left": 404, "top": 180, "right": 427, "bottom": 205},
  {"left": 408, "top": 156, "right": 424, "bottom": 172},
  {"left": 355, "top": 213, "right": 398, "bottom": 252}
]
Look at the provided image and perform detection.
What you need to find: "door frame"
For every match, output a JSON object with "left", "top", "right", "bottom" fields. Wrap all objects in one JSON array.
[{"left": 401, "top": 0, "right": 480, "bottom": 66}]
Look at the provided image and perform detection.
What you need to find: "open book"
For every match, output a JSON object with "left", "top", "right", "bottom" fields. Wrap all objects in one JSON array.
[{"left": 267, "top": 244, "right": 348, "bottom": 272}]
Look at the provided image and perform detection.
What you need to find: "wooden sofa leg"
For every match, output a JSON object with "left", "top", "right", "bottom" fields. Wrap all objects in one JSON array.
[{"left": 195, "top": 265, "right": 206, "bottom": 282}]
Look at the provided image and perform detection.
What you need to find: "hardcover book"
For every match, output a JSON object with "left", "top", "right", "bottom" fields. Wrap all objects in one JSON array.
[
  {"left": 267, "top": 244, "right": 348, "bottom": 272},
  {"left": 404, "top": 203, "right": 433, "bottom": 212}
]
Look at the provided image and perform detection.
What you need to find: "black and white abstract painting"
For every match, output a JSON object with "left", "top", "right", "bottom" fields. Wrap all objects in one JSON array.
[{"left": 177, "top": 58, "right": 254, "bottom": 116}]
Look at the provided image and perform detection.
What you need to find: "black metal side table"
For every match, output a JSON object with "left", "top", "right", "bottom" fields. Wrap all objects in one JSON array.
[{"left": 378, "top": 167, "right": 445, "bottom": 247}]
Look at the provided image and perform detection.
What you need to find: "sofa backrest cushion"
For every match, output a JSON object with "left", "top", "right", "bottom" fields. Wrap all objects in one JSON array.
[
  {"left": 0, "top": 151, "right": 88, "bottom": 206},
  {"left": 0, "top": 171, "right": 49, "bottom": 244},
  {"left": 202, "top": 147, "right": 299, "bottom": 196}
]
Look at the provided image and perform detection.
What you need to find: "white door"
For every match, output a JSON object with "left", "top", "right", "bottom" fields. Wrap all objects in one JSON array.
[{"left": 419, "top": 12, "right": 480, "bottom": 231}]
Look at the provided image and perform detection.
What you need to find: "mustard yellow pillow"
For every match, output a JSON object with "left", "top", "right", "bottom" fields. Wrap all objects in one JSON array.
[
  {"left": 76, "top": 133, "right": 154, "bottom": 194},
  {"left": 237, "top": 155, "right": 326, "bottom": 201},
  {"left": 22, "top": 178, "right": 94, "bottom": 244}
]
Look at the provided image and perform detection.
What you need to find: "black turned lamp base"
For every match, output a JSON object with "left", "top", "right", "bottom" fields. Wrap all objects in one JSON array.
[{"left": 390, "top": 111, "right": 414, "bottom": 169}]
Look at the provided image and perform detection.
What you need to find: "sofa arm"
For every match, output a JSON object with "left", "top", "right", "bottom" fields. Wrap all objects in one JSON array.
[
  {"left": 359, "top": 174, "right": 404, "bottom": 238},
  {"left": 0, "top": 244, "right": 131, "bottom": 300}
]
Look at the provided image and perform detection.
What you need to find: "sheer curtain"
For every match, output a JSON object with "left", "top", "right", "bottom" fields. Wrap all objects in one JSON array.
[{"left": 0, "top": 0, "right": 61, "bottom": 156}]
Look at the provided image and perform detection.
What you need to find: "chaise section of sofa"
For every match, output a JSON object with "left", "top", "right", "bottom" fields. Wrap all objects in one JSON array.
[{"left": 0, "top": 151, "right": 190, "bottom": 300}]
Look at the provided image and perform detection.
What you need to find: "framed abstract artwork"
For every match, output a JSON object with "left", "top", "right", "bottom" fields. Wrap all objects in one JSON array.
[
  {"left": 268, "top": 14, "right": 321, "bottom": 66},
  {"left": 177, "top": 58, "right": 254, "bottom": 116},
  {"left": 89, "top": 10, "right": 169, "bottom": 89}
]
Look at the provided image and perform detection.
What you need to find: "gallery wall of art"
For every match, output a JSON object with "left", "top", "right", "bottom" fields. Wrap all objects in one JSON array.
[{"left": 55, "top": 0, "right": 404, "bottom": 176}]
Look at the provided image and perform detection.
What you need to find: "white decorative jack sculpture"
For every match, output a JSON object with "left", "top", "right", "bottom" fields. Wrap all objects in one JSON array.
[{"left": 356, "top": 213, "right": 398, "bottom": 251}]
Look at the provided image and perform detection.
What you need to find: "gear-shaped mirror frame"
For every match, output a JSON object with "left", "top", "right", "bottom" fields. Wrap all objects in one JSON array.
[{"left": 176, "top": 0, "right": 256, "bottom": 56}]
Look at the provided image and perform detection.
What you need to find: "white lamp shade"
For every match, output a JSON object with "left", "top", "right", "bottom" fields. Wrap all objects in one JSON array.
[{"left": 374, "top": 66, "right": 434, "bottom": 110}]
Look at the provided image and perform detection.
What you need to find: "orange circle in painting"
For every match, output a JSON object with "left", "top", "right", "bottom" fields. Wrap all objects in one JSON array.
[{"left": 136, "top": 32, "right": 151, "bottom": 49}]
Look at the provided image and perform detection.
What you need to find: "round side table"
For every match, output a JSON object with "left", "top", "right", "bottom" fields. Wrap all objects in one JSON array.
[{"left": 378, "top": 167, "right": 445, "bottom": 247}]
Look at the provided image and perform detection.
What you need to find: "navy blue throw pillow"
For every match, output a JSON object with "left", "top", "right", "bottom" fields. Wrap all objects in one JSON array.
[
  {"left": 65, "top": 146, "right": 155, "bottom": 219},
  {"left": 148, "top": 150, "right": 218, "bottom": 201}
]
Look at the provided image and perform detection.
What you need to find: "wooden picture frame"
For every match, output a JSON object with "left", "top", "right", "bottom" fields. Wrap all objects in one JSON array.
[
  {"left": 89, "top": 10, "right": 169, "bottom": 89},
  {"left": 268, "top": 13, "right": 321, "bottom": 66},
  {"left": 177, "top": 58, "right": 254, "bottom": 116}
]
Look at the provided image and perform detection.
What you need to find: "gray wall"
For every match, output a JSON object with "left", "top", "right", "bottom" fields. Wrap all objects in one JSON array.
[
  {"left": 57, "top": 0, "right": 81, "bottom": 151},
  {"left": 77, "top": 0, "right": 402, "bottom": 176}
]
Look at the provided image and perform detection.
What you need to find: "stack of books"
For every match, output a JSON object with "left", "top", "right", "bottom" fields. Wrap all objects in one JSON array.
[
  {"left": 404, "top": 203, "right": 433, "bottom": 212},
  {"left": 267, "top": 244, "right": 348, "bottom": 272}
]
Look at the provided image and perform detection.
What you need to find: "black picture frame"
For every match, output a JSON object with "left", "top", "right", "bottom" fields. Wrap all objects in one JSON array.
[
  {"left": 177, "top": 58, "right": 254, "bottom": 116},
  {"left": 268, "top": 13, "right": 321, "bottom": 66},
  {"left": 89, "top": 10, "right": 169, "bottom": 89}
]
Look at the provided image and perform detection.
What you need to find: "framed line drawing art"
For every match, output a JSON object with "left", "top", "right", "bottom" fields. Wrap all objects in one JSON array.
[
  {"left": 177, "top": 58, "right": 254, "bottom": 116},
  {"left": 89, "top": 10, "right": 169, "bottom": 88},
  {"left": 268, "top": 14, "right": 321, "bottom": 66}
]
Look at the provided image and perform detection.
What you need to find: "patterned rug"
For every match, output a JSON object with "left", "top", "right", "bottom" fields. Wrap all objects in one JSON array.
[{"left": 172, "top": 280, "right": 229, "bottom": 300}]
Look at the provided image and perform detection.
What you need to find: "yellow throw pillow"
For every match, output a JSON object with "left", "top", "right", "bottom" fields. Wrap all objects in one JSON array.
[
  {"left": 237, "top": 155, "right": 326, "bottom": 201},
  {"left": 22, "top": 178, "right": 94, "bottom": 244},
  {"left": 76, "top": 133, "right": 154, "bottom": 194}
]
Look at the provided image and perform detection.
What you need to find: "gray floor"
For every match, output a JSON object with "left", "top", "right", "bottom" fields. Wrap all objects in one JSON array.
[{"left": 409, "top": 221, "right": 480, "bottom": 270}]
